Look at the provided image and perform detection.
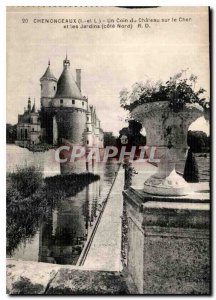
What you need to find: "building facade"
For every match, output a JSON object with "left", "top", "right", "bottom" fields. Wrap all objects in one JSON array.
[
  {"left": 16, "top": 56, "right": 103, "bottom": 148},
  {"left": 16, "top": 98, "right": 41, "bottom": 145}
]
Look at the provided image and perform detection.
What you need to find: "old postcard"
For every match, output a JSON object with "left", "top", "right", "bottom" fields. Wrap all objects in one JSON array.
[{"left": 6, "top": 6, "right": 210, "bottom": 295}]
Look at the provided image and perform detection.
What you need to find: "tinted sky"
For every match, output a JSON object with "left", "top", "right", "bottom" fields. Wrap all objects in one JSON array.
[{"left": 7, "top": 6, "right": 210, "bottom": 135}]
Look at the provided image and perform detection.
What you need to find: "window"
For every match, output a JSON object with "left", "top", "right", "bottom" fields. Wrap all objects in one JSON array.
[
  {"left": 87, "top": 140, "right": 89, "bottom": 145},
  {"left": 87, "top": 127, "right": 89, "bottom": 132},
  {"left": 60, "top": 99, "right": 63, "bottom": 104},
  {"left": 72, "top": 100, "right": 75, "bottom": 104},
  {"left": 87, "top": 117, "right": 89, "bottom": 121},
  {"left": 82, "top": 102, "right": 84, "bottom": 106},
  {"left": 32, "top": 128, "right": 34, "bottom": 132},
  {"left": 54, "top": 86, "right": 56, "bottom": 91}
]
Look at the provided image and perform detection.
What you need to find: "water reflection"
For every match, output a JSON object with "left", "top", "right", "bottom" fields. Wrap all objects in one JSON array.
[
  {"left": 38, "top": 182, "right": 100, "bottom": 265},
  {"left": 7, "top": 145, "right": 118, "bottom": 265}
]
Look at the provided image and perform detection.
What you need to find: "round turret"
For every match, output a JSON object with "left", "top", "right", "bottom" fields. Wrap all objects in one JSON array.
[
  {"left": 40, "top": 61, "right": 57, "bottom": 107},
  {"left": 53, "top": 56, "right": 87, "bottom": 110},
  {"left": 53, "top": 56, "right": 87, "bottom": 145}
]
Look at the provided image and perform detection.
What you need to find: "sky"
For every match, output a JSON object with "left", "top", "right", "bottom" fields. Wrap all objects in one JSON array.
[{"left": 6, "top": 6, "right": 210, "bottom": 136}]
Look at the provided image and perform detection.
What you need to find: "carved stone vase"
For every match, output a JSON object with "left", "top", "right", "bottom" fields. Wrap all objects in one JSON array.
[{"left": 131, "top": 101, "right": 204, "bottom": 196}]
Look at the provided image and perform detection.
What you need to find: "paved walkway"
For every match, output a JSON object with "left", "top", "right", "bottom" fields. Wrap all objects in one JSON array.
[{"left": 84, "top": 166, "right": 124, "bottom": 271}]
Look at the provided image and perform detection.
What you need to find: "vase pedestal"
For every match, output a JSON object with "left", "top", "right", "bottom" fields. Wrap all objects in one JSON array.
[
  {"left": 123, "top": 186, "right": 210, "bottom": 294},
  {"left": 143, "top": 147, "right": 190, "bottom": 196}
]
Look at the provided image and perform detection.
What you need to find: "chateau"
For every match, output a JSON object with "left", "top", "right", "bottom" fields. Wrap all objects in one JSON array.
[{"left": 16, "top": 56, "right": 104, "bottom": 149}]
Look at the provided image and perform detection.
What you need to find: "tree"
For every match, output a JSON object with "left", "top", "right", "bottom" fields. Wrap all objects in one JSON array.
[
  {"left": 187, "top": 130, "right": 209, "bottom": 153},
  {"left": 103, "top": 132, "right": 117, "bottom": 147},
  {"left": 6, "top": 123, "right": 17, "bottom": 144}
]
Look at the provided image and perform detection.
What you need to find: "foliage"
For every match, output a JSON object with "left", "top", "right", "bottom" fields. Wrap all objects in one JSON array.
[
  {"left": 117, "top": 120, "right": 146, "bottom": 148},
  {"left": 7, "top": 167, "right": 45, "bottom": 255},
  {"left": 8, "top": 166, "right": 43, "bottom": 198},
  {"left": 187, "top": 130, "right": 210, "bottom": 153},
  {"left": 6, "top": 124, "right": 17, "bottom": 144},
  {"left": 120, "top": 71, "right": 209, "bottom": 113},
  {"left": 103, "top": 132, "right": 117, "bottom": 147}
]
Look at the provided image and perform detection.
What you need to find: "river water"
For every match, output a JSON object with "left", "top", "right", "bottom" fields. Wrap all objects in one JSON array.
[
  {"left": 6, "top": 145, "right": 209, "bottom": 264},
  {"left": 7, "top": 145, "right": 118, "bottom": 264}
]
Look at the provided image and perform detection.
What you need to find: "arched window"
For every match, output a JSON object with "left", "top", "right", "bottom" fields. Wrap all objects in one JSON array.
[{"left": 54, "top": 86, "right": 56, "bottom": 91}]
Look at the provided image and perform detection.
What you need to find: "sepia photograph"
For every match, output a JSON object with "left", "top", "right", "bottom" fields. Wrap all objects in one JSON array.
[{"left": 6, "top": 6, "right": 210, "bottom": 295}]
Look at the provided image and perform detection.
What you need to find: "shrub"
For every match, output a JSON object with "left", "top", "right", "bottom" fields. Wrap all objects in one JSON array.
[
  {"left": 183, "top": 148, "right": 199, "bottom": 182},
  {"left": 9, "top": 166, "right": 43, "bottom": 198}
]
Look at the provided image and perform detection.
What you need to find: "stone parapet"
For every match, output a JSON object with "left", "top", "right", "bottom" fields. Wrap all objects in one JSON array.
[{"left": 6, "top": 259, "right": 129, "bottom": 295}]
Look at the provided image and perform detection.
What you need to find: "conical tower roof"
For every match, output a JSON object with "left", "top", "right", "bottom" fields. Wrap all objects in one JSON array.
[
  {"left": 40, "top": 61, "right": 57, "bottom": 82},
  {"left": 55, "top": 60, "right": 83, "bottom": 99}
]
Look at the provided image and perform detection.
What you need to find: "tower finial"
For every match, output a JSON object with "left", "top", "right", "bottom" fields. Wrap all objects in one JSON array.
[
  {"left": 63, "top": 51, "right": 70, "bottom": 69},
  {"left": 27, "top": 97, "right": 31, "bottom": 112}
]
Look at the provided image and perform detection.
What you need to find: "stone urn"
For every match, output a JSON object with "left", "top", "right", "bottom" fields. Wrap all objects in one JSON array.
[{"left": 131, "top": 101, "right": 204, "bottom": 196}]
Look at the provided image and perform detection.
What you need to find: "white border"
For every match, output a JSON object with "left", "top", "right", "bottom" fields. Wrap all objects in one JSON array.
[{"left": 1, "top": 1, "right": 215, "bottom": 299}]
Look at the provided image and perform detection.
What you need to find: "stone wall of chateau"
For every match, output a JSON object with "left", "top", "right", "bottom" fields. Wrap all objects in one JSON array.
[
  {"left": 55, "top": 109, "right": 86, "bottom": 144},
  {"left": 40, "top": 109, "right": 55, "bottom": 144}
]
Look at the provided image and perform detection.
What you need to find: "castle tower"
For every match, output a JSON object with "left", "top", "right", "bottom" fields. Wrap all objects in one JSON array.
[
  {"left": 27, "top": 97, "right": 31, "bottom": 112},
  {"left": 40, "top": 60, "right": 57, "bottom": 108},
  {"left": 53, "top": 55, "right": 87, "bottom": 144},
  {"left": 40, "top": 61, "right": 57, "bottom": 144},
  {"left": 95, "top": 117, "right": 100, "bottom": 147}
]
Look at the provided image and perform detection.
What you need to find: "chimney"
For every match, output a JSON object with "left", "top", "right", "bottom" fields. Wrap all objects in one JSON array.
[{"left": 76, "top": 69, "right": 81, "bottom": 91}]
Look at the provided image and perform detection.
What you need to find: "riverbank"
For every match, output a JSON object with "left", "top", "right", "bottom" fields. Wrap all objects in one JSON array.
[{"left": 15, "top": 142, "right": 55, "bottom": 152}]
